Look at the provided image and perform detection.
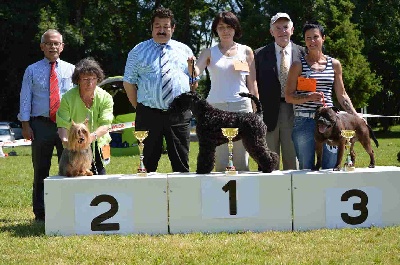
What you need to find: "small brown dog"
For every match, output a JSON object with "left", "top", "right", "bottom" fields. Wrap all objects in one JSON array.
[
  {"left": 313, "top": 106, "right": 379, "bottom": 171},
  {"left": 59, "top": 121, "right": 93, "bottom": 177}
]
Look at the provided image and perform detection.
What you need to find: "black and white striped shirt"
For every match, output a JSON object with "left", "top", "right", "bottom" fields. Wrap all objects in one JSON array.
[{"left": 294, "top": 56, "right": 335, "bottom": 112}]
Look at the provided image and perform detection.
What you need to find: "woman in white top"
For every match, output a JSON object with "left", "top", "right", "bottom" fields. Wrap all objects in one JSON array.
[{"left": 188, "top": 11, "right": 259, "bottom": 172}]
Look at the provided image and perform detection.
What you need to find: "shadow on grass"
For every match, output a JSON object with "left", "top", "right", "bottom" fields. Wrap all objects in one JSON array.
[
  {"left": 374, "top": 130, "right": 400, "bottom": 139},
  {"left": 0, "top": 219, "right": 45, "bottom": 237}
]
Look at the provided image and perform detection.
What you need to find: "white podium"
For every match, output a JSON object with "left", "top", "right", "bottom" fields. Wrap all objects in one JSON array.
[
  {"left": 44, "top": 166, "right": 400, "bottom": 235},
  {"left": 292, "top": 166, "right": 400, "bottom": 230},
  {"left": 44, "top": 174, "right": 168, "bottom": 235},
  {"left": 168, "top": 171, "right": 292, "bottom": 233}
]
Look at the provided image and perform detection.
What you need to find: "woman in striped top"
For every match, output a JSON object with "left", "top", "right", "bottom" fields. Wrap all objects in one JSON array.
[{"left": 285, "top": 21, "right": 359, "bottom": 170}]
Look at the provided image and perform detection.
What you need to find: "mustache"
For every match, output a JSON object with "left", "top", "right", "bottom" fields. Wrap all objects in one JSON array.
[{"left": 157, "top": 32, "right": 167, "bottom": 36}]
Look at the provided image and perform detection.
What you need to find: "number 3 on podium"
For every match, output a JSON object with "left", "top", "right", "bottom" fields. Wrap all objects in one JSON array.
[{"left": 326, "top": 187, "right": 382, "bottom": 228}]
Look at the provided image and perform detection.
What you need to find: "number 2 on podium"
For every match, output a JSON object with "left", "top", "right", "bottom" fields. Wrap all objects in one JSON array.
[{"left": 90, "top": 194, "right": 120, "bottom": 231}]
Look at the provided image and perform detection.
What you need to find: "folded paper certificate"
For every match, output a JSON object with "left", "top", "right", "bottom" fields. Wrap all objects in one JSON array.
[{"left": 297, "top": 76, "right": 316, "bottom": 92}]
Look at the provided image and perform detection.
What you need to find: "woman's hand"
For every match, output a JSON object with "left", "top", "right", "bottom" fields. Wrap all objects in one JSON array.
[
  {"left": 90, "top": 132, "right": 97, "bottom": 143},
  {"left": 308, "top": 92, "right": 324, "bottom": 102},
  {"left": 187, "top": 56, "right": 196, "bottom": 64}
]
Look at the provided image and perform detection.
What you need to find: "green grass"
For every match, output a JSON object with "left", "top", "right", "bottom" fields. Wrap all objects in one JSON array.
[{"left": 0, "top": 126, "right": 400, "bottom": 264}]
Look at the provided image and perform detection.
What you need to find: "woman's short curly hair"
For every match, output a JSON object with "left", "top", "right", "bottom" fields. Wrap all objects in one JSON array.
[
  {"left": 211, "top": 11, "right": 242, "bottom": 39},
  {"left": 72, "top": 57, "right": 105, "bottom": 85}
]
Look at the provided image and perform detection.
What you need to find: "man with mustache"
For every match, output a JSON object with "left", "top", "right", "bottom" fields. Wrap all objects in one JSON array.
[
  {"left": 255, "top": 13, "right": 305, "bottom": 170},
  {"left": 123, "top": 7, "right": 197, "bottom": 173}
]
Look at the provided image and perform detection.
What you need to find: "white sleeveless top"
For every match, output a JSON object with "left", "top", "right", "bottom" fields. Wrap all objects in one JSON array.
[{"left": 207, "top": 43, "right": 249, "bottom": 104}]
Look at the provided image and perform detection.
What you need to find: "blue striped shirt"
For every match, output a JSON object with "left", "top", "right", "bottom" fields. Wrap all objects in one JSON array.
[
  {"left": 18, "top": 58, "right": 75, "bottom": 121},
  {"left": 123, "top": 38, "right": 195, "bottom": 110},
  {"left": 295, "top": 56, "right": 334, "bottom": 112}
]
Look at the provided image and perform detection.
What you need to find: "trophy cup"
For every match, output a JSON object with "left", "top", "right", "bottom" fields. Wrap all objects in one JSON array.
[
  {"left": 221, "top": 128, "right": 239, "bottom": 175},
  {"left": 341, "top": 130, "right": 356, "bottom": 171},
  {"left": 134, "top": 131, "right": 149, "bottom": 176}
]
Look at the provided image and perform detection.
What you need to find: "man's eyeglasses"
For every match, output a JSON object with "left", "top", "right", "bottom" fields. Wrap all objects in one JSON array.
[
  {"left": 80, "top": 77, "right": 98, "bottom": 83},
  {"left": 44, "top": 42, "right": 63, "bottom": 48}
]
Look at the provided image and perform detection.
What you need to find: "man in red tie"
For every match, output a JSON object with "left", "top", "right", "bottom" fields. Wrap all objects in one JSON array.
[{"left": 18, "top": 29, "right": 75, "bottom": 222}]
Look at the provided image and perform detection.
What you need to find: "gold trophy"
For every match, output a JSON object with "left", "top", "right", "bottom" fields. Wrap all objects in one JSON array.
[
  {"left": 221, "top": 128, "right": 239, "bottom": 175},
  {"left": 341, "top": 130, "right": 356, "bottom": 171},
  {"left": 134, "top": 131, "right": 149, "bottom": 176}
]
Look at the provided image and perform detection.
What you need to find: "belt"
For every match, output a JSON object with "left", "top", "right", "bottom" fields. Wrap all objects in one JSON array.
[
  {"left": 294, "top": 111, "right": 315, "bottom": 118},
  {"left": 31, "top": 116, "right": 52, "bottom": 122},
  {"left": 138, "top": 103, "right": 169, "bottom": 113}
]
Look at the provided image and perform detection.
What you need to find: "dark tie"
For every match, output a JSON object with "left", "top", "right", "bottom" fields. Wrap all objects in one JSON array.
[
  {"left": 160, "top": 45, "right": 173, "bottom": 105},
  {"left": 49, "top": 62, "right": 60, "bottom": 122}
]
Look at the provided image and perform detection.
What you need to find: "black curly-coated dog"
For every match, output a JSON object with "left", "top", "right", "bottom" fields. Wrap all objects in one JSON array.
[{"left": 169, "top": 91, "right": 279, "bottom": 174}]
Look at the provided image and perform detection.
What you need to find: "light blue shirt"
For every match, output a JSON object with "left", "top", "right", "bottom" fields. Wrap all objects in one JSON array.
[
  {"left": 123, "top": 39, "right": 197, "bottom": 110},
  {"left": 18, "top": 58, "right": 75, "bottom": 121}
]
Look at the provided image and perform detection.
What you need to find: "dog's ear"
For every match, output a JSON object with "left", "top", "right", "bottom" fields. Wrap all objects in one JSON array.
[
  {"left": 71, "top": 120, "right": 76, "bottom": 126},
  {"left": 315, "top": 106, "right": 323, "bottom": 111},
  {"left": 331, "top": 106, "right": 340, "bottom": 113},
  {"left": 314, "top": 106, "right": 324, "bottom": 120},
  {"left": 315, "top": 105, "right": 323, "bottom": 114}
]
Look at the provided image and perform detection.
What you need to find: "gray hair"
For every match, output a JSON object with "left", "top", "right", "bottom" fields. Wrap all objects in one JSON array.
[
  {"left": 72, "top": 57, "right": 105, "bottom": 84},
  {"left": 40, "top": 29, "right": 63, "bottom": 43}
]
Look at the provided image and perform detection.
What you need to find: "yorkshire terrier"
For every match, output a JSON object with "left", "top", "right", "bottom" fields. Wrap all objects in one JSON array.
[{"left": 58, "top": 121, "right": 93, "bottom": 177}]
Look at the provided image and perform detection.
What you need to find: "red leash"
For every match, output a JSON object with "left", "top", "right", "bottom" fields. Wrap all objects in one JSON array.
[{"left": 321, "top": 92, "right": 327, "bottom": 107}]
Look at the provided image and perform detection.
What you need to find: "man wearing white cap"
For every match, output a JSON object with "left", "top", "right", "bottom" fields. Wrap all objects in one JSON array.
[{"left": 255, "top": 13, "right": 305, "bottom": 170}]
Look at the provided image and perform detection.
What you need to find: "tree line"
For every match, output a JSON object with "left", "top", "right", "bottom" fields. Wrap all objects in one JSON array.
[{"left": 1, "top": 0, "right": 398, "bottom": 129}]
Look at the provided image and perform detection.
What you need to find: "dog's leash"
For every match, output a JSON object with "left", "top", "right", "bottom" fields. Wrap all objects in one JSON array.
[
  {"left": 321, "top": 92, "right": 327, "bottom": 107},
  {"left": 190, "top": 59, "right": 196, "bottom": 91}
]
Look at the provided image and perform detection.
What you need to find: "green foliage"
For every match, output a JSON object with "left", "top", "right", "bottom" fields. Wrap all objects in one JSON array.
[
  {"left": 352, "top": 0, "right": 400, "bottom": 129},
  {"left": 313, "top": 0, "right": 382, "bottom": 108},
  {"left": 0, "top": 0, "right": 398, "bottom": 126},
  {"left": 236, "top": 0, "right": 271, "bottom": 49}
]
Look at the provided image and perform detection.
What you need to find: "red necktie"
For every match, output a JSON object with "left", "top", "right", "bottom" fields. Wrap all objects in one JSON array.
[{"left": 49, "top": 62, "right": 60, "bottom": 122}]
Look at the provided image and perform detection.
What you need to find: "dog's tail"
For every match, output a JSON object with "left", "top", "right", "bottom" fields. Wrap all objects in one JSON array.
[
  {"left": 367, "top": 124, "right": 379, "bottom": 147},
  {"left": 238, "top": 92, "right": 262, "bottom": 114}
]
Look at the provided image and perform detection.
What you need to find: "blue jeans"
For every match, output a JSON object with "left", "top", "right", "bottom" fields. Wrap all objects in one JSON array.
[{"left": 292, "top": 116, "right": 338, "bottom": 169}]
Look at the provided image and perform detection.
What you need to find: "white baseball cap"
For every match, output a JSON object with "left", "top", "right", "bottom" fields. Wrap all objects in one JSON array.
[{"left": 270, "top": 13, "right": 292, "bottom": 26}]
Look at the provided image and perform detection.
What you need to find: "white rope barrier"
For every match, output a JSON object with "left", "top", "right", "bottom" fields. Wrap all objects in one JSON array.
[
  {"left": 361, "top": 114, "right": 400, "bottom": 118},
  {"left": 0, "top": 121, "right": 136, "bottom": 147},
  {"left": 0, "top": 139, "right": 32, "bottom": 147},
  {"left": 109, "top": 121, "right": 135, "bottom": 132},
  {"left": 2, "top": 113, "right": 399, "bottom": 148}
]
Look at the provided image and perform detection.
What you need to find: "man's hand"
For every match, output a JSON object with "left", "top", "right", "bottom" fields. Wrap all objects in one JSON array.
[{"left": 21, "top": 121, "right": 34, "bottom": 140}]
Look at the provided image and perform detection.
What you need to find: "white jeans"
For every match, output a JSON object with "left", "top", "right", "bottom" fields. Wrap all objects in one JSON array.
[{"left": 211, "top": 99, "right": 252, "bottom": 172}]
